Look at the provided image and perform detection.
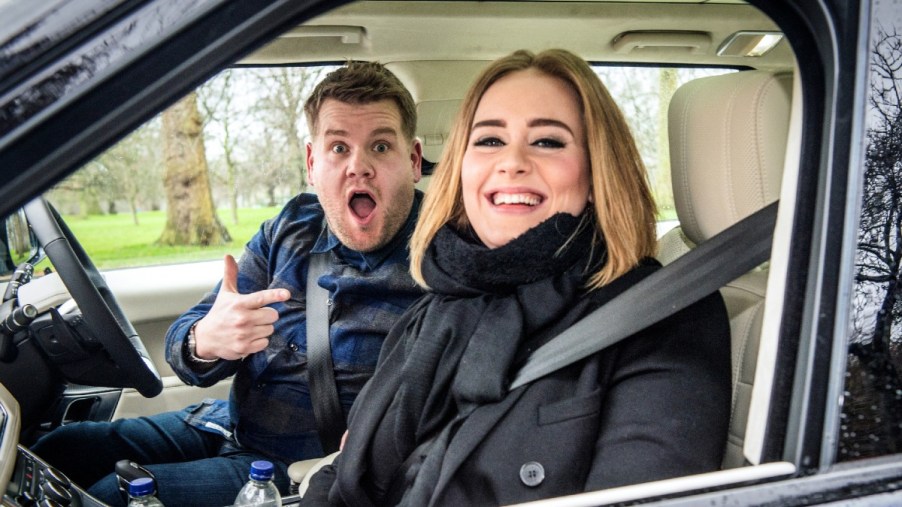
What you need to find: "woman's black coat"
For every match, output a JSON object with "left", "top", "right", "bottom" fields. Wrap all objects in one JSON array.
[{"left": 303, "top": 259, "right": 731, "bottom": 506}]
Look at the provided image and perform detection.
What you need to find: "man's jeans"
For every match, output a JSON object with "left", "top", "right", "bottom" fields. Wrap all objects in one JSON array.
[{"left": 30, "top": 411, "right": 290, "bottom": 506}]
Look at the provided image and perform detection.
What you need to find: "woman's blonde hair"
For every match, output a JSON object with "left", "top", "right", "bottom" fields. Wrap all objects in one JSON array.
[{"left": 410, "top": 49, "right": 657, "bottom": 289}]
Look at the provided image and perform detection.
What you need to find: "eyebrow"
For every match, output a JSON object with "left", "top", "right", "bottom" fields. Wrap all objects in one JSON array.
[
  {"left": 323, "top": 127, "right": 399, "bottom": 138},
  {"left": 471, "top": 118, "right": 575, "bottom": 135}
]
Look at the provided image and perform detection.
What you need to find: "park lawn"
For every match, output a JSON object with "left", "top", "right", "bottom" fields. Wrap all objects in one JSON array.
[
  {"left": 58, "top": 206, "right": 680, "bottom": 271},
  {"left": 61, "top": 207, "right": 282, "bottom": 270}
]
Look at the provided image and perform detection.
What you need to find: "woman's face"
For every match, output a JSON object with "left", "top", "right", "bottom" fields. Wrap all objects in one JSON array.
[{"left": 461, "top": 68, "right": 591, "bottom": 249}]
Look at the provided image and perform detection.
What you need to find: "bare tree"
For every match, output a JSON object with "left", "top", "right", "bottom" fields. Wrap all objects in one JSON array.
[
  {"left": 655, "top": 69, "right": 678, "bottom": 214},
  {"left": 841, "top": 26, "right": 902, "bottom": 459},
  {"left": 158, "top": 92, "right": 231, "bottom": 246},
  {"left": 199, "top": 69, "right": 242, "bottom": 225},
  {"left": 52, "top": 164, "right": 107, "bottom": 217},
  {"left": 251, "top": 67, "right": 330, "bottom": 198},
  {"left": 96, "top": 121, "right": 164, "bottom": 225}
]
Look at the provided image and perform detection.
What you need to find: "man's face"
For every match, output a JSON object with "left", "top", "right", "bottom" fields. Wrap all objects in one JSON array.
[{"left": 306, "top": 99, "right": 422, "bottom": 252}]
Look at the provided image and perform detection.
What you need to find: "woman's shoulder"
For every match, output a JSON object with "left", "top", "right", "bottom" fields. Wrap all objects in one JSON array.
[
  {"left": 586, "top": 257, "right": 661, "bottom": 305},
  {"left": 587, "top": 256, "right": 728, "bottom": 340}
]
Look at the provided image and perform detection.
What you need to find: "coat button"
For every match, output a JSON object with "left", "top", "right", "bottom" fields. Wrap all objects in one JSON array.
[
  {"left": 519, "top": 461, "right": 545, "bottom": 487},
  {"left": 289, "top": 343, "right": 298, "bottom": 352}
]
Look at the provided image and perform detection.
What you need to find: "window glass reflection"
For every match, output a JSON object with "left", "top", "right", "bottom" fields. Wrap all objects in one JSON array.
[{"left": 840, "top": 0, "right": 902, "bottom": 461}]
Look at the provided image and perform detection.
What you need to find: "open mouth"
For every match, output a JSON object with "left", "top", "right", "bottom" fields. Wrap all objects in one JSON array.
[
  {"left": 349, "top": 191, "right": 377, "bottom": 219},
  {"left": 490, "top": 192, "right": 543, "bottom": 207}
]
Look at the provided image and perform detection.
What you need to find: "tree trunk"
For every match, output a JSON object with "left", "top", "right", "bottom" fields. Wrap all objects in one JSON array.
[
  {"left": 158, "top": 92, "right": 231, "bottom": 246},
  {"left": 223, "top": 122, "right": 239, "bottom": 225},
  {"left": 79, "top": 192, "right": 103, "bottom": 217},
  {"left": 267, "top": 184, "right": 277, "bottom": 207},
  {"left": 655, "top": 68, "right": 678, "bottom": 214},
  {"left": 129, "top": 192, "right": 140, "bottom": 226}
]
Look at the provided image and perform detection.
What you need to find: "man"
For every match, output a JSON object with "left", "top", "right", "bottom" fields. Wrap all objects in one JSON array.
[{"left": 31, "top": 61, "right": 425, "bottom": 506}]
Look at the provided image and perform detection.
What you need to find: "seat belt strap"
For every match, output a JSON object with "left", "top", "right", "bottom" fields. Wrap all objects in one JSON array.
[
  {"left": 510, "top": 201, "right": 778, "bottom": 390},
  {"left": 306, "top": 251, "right": 346, "bottom": 454}
]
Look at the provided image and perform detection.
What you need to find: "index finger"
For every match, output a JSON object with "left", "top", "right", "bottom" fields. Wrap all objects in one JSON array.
[{"left": 239, "top": 288, "right": 291, "bottom": 309}]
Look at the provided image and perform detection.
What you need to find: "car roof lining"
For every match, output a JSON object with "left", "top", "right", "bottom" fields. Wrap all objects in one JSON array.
[{"left": 242, "top": 1, "right": 792, "bottom": 72}]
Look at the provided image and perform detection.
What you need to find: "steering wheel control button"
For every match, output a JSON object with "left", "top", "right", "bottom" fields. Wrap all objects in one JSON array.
[{"left": 519, "top": 461, "right": 545, "bottom": 487}]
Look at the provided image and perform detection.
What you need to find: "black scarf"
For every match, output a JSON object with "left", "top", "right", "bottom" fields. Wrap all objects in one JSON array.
[{"left": 334, "top": 211, "right": 604, "bottom": 506}]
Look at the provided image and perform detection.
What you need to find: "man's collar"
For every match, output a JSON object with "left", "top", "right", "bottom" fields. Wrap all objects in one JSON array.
[{"left": 311, "top": 221, "right": 340, "bottom": 255}]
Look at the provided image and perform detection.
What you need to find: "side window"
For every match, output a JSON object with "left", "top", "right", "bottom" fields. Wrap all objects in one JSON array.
[
  {"left": 45, "top": 66, "right": 335, "bottom": 270},
  {"left": 839, "top": 1, "right": 902, "bottom": 461},
  {"left": 593, "top": 66, "right": 733, "bottom": 235}
]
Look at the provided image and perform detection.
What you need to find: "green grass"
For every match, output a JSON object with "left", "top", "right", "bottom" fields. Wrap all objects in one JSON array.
[
  {"left": 657, "top": 207, "right": 678, "bottom": 221},
  {"left": 60, "top": 205, "right": 680, "bottom": 270},
  {"left": 61, "top": 207, "right": 282, "bottom": 270}
]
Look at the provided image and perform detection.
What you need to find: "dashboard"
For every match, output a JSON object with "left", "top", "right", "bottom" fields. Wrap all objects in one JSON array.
[
  {"left": 0, "top": 383, "right": 309, "bottom": 507},
  {"left": 1, "top": 384, "right": 99, "bottom": 507}
]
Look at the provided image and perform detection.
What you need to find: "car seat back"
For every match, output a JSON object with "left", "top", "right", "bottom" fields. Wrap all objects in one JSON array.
[{"left": 661, "top": 70, "right": 792, "bottom": 469}]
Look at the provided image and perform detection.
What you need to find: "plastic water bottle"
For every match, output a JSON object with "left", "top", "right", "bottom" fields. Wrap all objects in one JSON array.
[
  {"left": 127, "top": 477, "right": 165, "bottom": 506},
  {"left": 233, "top": 460, "right": 281, "bottom": 506}
]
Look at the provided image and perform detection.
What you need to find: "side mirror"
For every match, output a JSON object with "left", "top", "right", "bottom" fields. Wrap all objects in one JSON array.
[{"left": 1, "top": 209, "right": 42, "bottom": 278}]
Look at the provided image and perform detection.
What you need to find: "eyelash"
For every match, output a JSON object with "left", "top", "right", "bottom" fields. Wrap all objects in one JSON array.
[
  {"left": 474, "top": 137, "right": 504, "bottom": 147},
  {"left": 472, "top": 137, "right": 565, "bottom": 148},
  {"left": 534, "top": 138, "right": 565, "bottom": 148},
  {"left": 330, "top": 142, "right": 391, "bottom": 153}
]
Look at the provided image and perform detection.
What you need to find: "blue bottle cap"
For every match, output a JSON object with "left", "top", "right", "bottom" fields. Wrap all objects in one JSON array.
[
  {"left": 249, "top": 460, "right": 274, "bottom": 481},
  {"left": 128, "top": 477, "right": 155, "bottom": 497}
]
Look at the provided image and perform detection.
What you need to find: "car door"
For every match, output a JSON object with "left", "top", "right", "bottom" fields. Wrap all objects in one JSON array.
[{"left": 2, "top": 0, "right": 902, "bottom": 505}]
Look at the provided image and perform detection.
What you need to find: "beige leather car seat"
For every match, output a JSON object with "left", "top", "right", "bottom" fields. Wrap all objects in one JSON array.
[{"left": 659, "top": 70, "right": 792, "bottom": 469}]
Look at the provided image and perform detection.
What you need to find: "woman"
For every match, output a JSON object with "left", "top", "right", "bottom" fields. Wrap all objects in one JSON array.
[{"left": 302, "top": 48, "right": 730, "bottom": 506}]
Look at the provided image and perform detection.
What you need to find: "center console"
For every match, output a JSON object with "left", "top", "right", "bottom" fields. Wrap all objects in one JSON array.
[
  {"left": 3, "top": 446, "right": 103, "bottom": 507},
  {"left": 3, "top": 447, "right": 304, "bottom": 507}
]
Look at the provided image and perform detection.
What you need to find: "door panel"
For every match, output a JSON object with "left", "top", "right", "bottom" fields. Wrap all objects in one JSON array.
[{"left": 103, "top": 260, "right": 232, "bottom": 419}]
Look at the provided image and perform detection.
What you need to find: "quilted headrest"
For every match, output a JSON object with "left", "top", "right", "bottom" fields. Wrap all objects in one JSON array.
[{"left": 668, "top": 71, "right": 792, "bottom": 244}]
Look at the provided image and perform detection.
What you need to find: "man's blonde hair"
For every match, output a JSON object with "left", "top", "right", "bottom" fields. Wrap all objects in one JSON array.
[{"left": 410, "top": 49, "right": 657, "bottom": 289}]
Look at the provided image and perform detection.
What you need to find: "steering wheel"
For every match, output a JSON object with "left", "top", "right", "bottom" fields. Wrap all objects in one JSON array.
[{"left": 23, "top": 197, "right": 162, "bottom": 397}]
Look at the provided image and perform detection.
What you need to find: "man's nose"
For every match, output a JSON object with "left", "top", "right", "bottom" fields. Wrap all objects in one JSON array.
[{"left": 346, "top": 150, "right": 375, "bottom": 178}]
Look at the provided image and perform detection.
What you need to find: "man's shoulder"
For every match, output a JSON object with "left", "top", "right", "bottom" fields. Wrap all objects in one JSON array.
[
  {"left": 269, "top": 193, "right": 325, "bottom": 226},
  {"left": 285, "top": 192, "right": 324, "bottom": 215},
  {"left": 256, "top": 193, "right": 325, "bottom": 247}
]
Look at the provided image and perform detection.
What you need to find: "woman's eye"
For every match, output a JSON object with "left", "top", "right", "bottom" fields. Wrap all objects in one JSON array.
[
  {"left": 331, "top": 144, "right": 348, "bottom": 154},
  {"left": 473, "top": 137, "right": 504, "bottom": 147},
  {"left": 373, "top": 143, "right": 390, "bottom": 153},
  {"left": 534, "top": 138, "right": 565, "bottom": 148}
]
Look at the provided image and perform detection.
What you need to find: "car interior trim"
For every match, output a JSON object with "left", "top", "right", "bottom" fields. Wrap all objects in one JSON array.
[
  {"left": 506, "top": 461, "right": 797, "bottom": 507},
  {"left": 818, "top": 0, "right": 875, "bottom": 470},
  {"left": 0, "top": 383, "right": 20, "bottom": 496},
  {"left": 745, "top": 63, "right": 803, "bottom": 466}
]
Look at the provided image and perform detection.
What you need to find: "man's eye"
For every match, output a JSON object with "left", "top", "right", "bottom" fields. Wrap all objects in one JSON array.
[
  {"left": 373, "top": 143, "right": 390, "bottom": 153},
  {"left": 534, "top": 138, "right": 565, "bottom": 149},
  {"left": 473, "top": 137, "right": 504, "bottom": 147},
  {"left": 331, "top": 144, "right": 348, "bottom": 154}
]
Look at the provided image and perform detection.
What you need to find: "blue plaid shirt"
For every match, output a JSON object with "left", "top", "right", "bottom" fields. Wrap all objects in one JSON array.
[{"left": 165, "top": 191, "right": 424, "bottom": 463}]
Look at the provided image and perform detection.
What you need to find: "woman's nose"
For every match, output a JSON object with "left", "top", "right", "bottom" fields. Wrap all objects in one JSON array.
[{"left": 496, "top": 143, "right": 530, "bottom": 175}]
